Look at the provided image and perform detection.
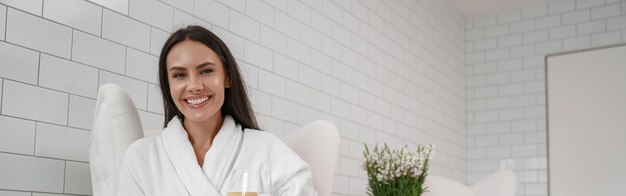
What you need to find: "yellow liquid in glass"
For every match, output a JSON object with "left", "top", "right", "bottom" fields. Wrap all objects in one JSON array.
[{"left": 226, "top": 192, "right": 258, "bottom": 196}]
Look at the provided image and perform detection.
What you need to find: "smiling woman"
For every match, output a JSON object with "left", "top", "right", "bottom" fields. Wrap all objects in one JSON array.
[{"left": 116, "top": 25, "right": 317, "bottom": 196}]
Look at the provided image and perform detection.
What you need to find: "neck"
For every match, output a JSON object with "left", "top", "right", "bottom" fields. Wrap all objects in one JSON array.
[{"left": 183, "top": 114, "right": 223, "bottom": 153}]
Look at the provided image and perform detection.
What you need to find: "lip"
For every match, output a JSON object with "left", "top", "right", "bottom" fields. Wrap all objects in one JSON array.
[{"left": 183, "top": 96, "right": 211, "bottom": 109}]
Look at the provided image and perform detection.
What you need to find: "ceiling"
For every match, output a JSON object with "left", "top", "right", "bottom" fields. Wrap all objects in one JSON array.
[{"left": 444, "top": 0, "right": 564, "bottom": 17}]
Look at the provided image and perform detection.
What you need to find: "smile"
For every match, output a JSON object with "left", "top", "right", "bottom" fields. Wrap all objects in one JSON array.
[{"left": 185, "top": 96, "right": 209, "bottom": 105}]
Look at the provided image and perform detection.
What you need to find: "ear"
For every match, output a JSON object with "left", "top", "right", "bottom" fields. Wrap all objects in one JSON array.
[{"left": 224, "top": 77, "right": 231, "bottom": 88}]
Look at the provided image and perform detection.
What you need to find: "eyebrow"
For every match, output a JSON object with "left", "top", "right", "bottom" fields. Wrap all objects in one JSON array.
[{"left": 169, "top": 62, "right": 215, "bottom": 71}]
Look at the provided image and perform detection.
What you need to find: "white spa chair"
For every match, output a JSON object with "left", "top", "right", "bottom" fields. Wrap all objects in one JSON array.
[
  {"left": 89, "top": 83, "right": 340, "bottom": 196},
  {"left": 424, "top": 169, "right": 517, "bottom": 196}
]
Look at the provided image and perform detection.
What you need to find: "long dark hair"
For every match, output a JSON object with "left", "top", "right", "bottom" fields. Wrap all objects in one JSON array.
[{"left": 158, "top": 25, "right": 259, "bottom": 130}]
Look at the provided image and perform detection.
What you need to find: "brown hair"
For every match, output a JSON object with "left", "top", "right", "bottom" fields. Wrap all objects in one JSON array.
[{"left": 158, "top": 25, "right": 258, "bottom": 130}]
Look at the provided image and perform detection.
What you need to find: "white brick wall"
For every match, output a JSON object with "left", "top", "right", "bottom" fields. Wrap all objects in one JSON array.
[
  {"left": 465, "top": 0, "right": 626, "bottom": 196},
  {"left": 0, "top": 0, "right": 465, "bottom": 195}
]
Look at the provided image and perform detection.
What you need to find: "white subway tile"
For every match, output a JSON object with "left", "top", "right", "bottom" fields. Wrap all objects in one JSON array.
[
  {"left": 523, "top": 30, "right": 548, "bottom": 44},
  {"left": 308, "top": 89, "right": 330, "bottom": 113},
  {"left": 311, "top": 11, "right": 332, "bottom": 37},
  {"left": 0, "top": 79, "right": 2, "bottom": 111},
  {"left": 467, "top": 148, "right": 486, "bottom": 160},
  {"left": 524, "top": 81, "right": 545, "bottom": 93},
  {"left": 272, "top": 54, "right": 298, "bottom": 81},
  {"left": 285, "top": 80, "right": 308, "bottom": 105},
  {"left": 272, "top": 97, "right": 298, "bottom": 123},
  {"left": 244, "top": 40, "right": 272, "bottom": 70},
  {"left": 467, "top": 52, "right": 485, "bottom": 64},
  {"left": 2, "top": 81, "right": 68, "bottom": 125},
  {"left": 485, "top": 73, "right": 510, "bottom": 85},
  {"left": 39, "top": 54, "right": 99, "bottom": 98},
  {"left": 146, "top": 84, "right": 163, "bottom": 114},
  {"left": 0, "top": 42, "right": 39, "bottom": 84},
  {"left": 150, "top": 28, "right": 169, "bottom": 55},
  {"left": 0, "top": 0, "right": 42, "bottom": 16},
  {"left": 512, "top": 120, "right": 536, "bottom": 132},
  {"left": 563, "top": 10, "right": 590, "bottom": 25},
  {"left": 498, "top": 10, "right": 521, "bottom": 24},
  {"left": 229, "top": 11, "right": 260, "bottom": 42},
  {"left": 475, "top": 110, "right": 498, "bottom": 122},
  {"left": 535, "top": 15, "right": 561, "bottom": 29},
  {"left": 250, "top": 89, "right": 272, "bottom": 115},
  {"left": 474, "top": 62, "right": 497, "bottom": 74},
  {"left": 288, "top": 0, "right": 311, "bottom": 23},
  {"left": 498, "top": 34, "right": 522, "bottom": 48},
  {"left": 322, "top": 0, "right": 341, "bottom": 24},
  {"left": 286, "top": 38, "right": 310, "bottom": 64},
  {"left": 486, "top": 97, "right": 510, "bottom": 109},
  {"left": 68, "top": 95, "right": 95, "bottom": 130},
  {"left": 298, "top": 65, "right": 321, "bottom": 89},
  {"left": 511, "top": 44, "right": 535, "bottom": 58},
  {"left": 239, "top": 62, "right": 258, "bottom": 89},
  {"left": 246, "top": 0, "right": 274, "bottom": 26},
  {"left": 484, "top": 24, "right": 509, "bottom": 38},
  {"left": 500, "top": 133, "right": 524, "bottom": 145},
  {"left": 591, "top": 30, "right": 622, "bottom": 47},
  {"left": 129, "top": 0, "right": 173, "bottom": 31},
  {"left": 99, "top": 71, "right": 148, "bottom": 110},
  {"left": 487, "top": 122, "right": 511, "bottom": 133},
  {"left": 467, "top": 76, "right": 485, "bottom": 87},
  {"left": 466, "top": 29, "right": 485, "bottom": 41},
  {"left": 487, "top": 147, "right": 511, "bottom": 158},
  {"left": 0, "top": 115, "right": 35, "bottom": 155},
  {"left": 162, "top": 0, "right": 193, "bottom": 13},
  {"left": 474, "top": 38, "right": 497, "bottom": 51},
  {"left": 126, "top": 48, "right": 158, "bottom": 84},
  {"left": 212, "top": 27, "right": 244, "bottom": 59},
  {"left": 577, "top": 20, "right": 606, "bottom": 35},
  {"left": 475, "top": 135, "right": 498, "bottom": 147},
  {"left": 88, "top": 0, "right": 128, "bottom": 14},
  {"left": 257, "top": 115, "right": 284, "bottom": 136},
  {"left": 0, "top": 5, "right": 5, "bottom": 40},
  {"left": 473, "top": 15, "right": 496, "bottom": 28},
  {"left": 512, "top": 145, "right": 537, "bottom": 157},
  {"left": 72, "top": 30, "right": 126, "bottom": 74},
  {"left": 511, "top": 69, "right": 536, "bottom": 82},
  {"left": 43, "top": 0, "right": 102, "bottom": 36},
  {"left": 299, "top": 24, "right": 322, "bottom": 50},
  {"left": 577, "top": 0, "right": 606, "bottom": 9},
  {"left": 103, "top": 10, "right": 150, "bottom": 52},
  {"left": 173, "top": 9, "right": 211, "bottom": 30},
  {"left": 591, "top": 3, "right": 621, "bottom": 20},
  {"left": 523, "top": 4, "right": 548, "bottom": 19},
  {"left": 216, "top": 0, "right": 245, "bottom": 12},
  {"left": 548, "top": 0, "right": 576, "bottom": 14},
  {"left": 485, "top": 48, "right": 509, "bottom": 61},
  {"left": 258, "top": 70, "right": 285, "bottom": 97},
  {"left": 607, "top": 16, "right": 626, "bottom": 30},
  {"left": 0, "top": 153, "right": 65, "bottom": 192},
  {"left": 0, "top": 190, "right": 30, "bottom": 196},
  {"left": 511, "top": 94, "right": 536, "bottom": 107},
  {"left": 510, "top": 20, "right": 535, "bottom": 33},
  {"left": 193, "top": 0, "right": 229, "bottom": 28},
  {"left": 525, "top": 157, "right": 547, "bottom": 169},
  {"left": 35, "top": 122, "right": 90, "bottom": 162},
  {"left": 563, "top": 35, "right": 591, "bottom": 51},
  {"left": 549, "top": 25, "right": 576, "bottom": 39},
  {"left": 274, "top": 11, "right": 299, "bottom": 38},
  {"left": 6, "top": 8, "right": 72, "bottom": 58},
  {"left": 138, "top": 110, "right": 163, "bottom": 131},
  {"left": 499, "top": 108, "right": 524, "bottom": 121},
  {"left": 535, "top": 40, "right": 562, "bottom": 54},
  {"left": 64, "top": 161, "right": 92, "bottom": 195}
]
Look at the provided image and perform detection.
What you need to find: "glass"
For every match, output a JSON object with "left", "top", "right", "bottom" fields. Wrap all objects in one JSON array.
[{"left": 224, "top": 169, "right": 272, "bottom": 196}]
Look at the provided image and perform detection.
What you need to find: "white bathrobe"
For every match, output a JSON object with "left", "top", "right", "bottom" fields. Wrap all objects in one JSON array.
[{"left": 117, "top": 115, "right": 316, "bottom": 196}]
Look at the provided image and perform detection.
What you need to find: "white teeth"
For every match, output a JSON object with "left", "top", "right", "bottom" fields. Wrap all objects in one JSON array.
[{"left": 186, "top": 97, "right": 208, "bottom": 105}]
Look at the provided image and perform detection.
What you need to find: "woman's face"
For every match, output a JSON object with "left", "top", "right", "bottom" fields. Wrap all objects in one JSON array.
[{"left": 166, "top": 40, "right": 229, "bottom": 124}]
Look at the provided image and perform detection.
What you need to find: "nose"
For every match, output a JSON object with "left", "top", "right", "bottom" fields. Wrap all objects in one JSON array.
[{"left": 187, "top": 75, "right": 204, "bottom": 92}]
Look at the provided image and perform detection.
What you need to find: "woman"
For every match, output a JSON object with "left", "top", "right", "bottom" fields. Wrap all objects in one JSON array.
[{"left": 118, "top": 25, "right": 316, "bottom": 196}]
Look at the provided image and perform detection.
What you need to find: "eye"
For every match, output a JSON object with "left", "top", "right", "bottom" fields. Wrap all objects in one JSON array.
[
  {"left": 173, "top": 73, "right": 186, "bottom": 78},
  {"left": 201, "top": 69, "right": 213, "bottom": 75}
]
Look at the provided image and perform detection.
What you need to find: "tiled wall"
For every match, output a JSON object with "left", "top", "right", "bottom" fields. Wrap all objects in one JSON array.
[
  {"left": 0, "top": 0, "right": 465, "bottom": 195},
  {"left": 465, "top": 0, "right": 626, "bottom": 195}
]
